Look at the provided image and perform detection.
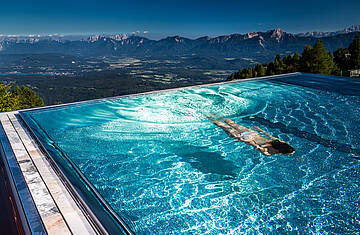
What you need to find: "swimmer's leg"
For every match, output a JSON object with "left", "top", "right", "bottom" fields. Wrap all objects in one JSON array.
[
  {"left": 207, "top": 116, "right": 240, "bottom": 139},
  {"left": 209, "top": 113, "right": 250, "bottom": 133}
]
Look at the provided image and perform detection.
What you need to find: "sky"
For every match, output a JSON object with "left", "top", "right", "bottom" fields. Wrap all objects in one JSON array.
[{"left": 1, "top": 0, "right": 359, "bottom": 39}]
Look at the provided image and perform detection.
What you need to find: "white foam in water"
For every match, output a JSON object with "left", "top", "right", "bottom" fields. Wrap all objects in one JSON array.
[{"left": 110, "top": 87, "right": 261, "bottom": 124}]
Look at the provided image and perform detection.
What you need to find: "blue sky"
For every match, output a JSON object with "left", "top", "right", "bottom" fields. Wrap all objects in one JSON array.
[{"left": 1, "top": 0, "right": 359, "bottom": 39}]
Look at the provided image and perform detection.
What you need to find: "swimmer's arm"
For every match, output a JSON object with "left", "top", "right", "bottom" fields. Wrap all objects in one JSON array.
[{"left": 248, "top": 140, "right": 271, "bottom": 155}]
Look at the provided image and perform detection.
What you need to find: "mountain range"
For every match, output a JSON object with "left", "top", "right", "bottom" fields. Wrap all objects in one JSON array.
[
  {"left": 0, "top": 25, "right": 359, "bottom": 63},
  {"left": 296, "top": 24, "right": 360, "bottom": 37}
]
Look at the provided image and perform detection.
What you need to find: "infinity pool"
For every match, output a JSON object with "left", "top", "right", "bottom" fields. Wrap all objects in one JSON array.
[{"left": 21, "top": 73, "right": 360, "bottom": 234}]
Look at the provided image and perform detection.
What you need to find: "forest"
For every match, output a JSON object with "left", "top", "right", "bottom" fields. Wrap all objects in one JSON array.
[{"left": 227, "top": 35, "right": 360, "bottom": 80}]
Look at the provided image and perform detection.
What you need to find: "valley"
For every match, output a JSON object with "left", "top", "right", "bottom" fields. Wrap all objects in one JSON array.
[
  {"left": 0, "top": 54, "right": 237, "bottom": 104},
  {"left": 0, "top": 25, "right": 359, "bottom": 105}
]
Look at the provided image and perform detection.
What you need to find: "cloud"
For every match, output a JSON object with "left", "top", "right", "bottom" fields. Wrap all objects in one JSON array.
[{"left": 143, "top": 30, "right": 149, "bottom": 34}]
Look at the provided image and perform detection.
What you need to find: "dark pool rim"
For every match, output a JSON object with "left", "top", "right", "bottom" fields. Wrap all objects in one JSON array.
[{"left": 17, "top": 72, "right": 359, "bottom": 234}]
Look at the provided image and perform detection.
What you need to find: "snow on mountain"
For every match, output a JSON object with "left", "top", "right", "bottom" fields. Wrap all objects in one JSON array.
[
  {"left": 0, "top": 34, "right": 80, "bottom": 43},
  {"left": 258, "top": 36, "right": 265, "bottom": 48},
  {"left": 297, "top": 24, "right": 360, "bottom": 37},
  {"left": 245, "top": 32, "right": 259, "bottom": 39},
  {"left": 87, "top": 35, "right": 107, "bottom": 42},
  {"left": 109, "top": 34, "right": 129, "bottom": 41}
]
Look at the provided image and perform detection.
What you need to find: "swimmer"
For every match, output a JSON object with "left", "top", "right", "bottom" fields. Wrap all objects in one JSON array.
[{"left": 207, "top": 114, "right": 295, "bottom": 156}]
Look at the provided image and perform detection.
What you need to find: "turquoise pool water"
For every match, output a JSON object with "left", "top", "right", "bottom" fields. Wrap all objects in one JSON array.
[{"left": 21, "top": 74, "right": 360, "bottom": 234}]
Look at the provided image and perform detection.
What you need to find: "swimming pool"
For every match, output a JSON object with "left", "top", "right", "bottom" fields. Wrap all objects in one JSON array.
[{"left": 20, "top": 73, "right": 360, "bottom": 234}]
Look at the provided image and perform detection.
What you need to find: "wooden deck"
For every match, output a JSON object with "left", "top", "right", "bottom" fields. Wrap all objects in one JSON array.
[{"left": 0, "top": 111, "right": 98, "bottom": 234}]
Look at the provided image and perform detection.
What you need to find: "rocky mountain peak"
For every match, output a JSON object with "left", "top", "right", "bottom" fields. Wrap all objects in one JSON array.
[
  {"left": 270, "top": 28, "right": 285, "bottom": 40},
  {"left": 163, "top": 36, "right": 186, "bottom": 43}
]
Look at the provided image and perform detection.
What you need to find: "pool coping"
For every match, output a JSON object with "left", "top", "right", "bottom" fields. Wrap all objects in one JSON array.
[
  {"left": 0, "top": 112, "right": 100, "bottom": 234},
  {"left": 0, "top": 116, "right": 46, "bottom": 234}
]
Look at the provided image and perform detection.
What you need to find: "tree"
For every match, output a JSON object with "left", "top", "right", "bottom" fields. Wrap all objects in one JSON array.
[
  {"left": 293, "top": 52, "right": 301, "bottom": 62},
  {"left": 348, "top": 34, "right": 360, "bottom": 69},
  {"left": 274, "top": 54, "right": 285, "bottom": 74},
  {"left": 0, "top": 84, "right": 44, "bottom": 112},
  {"left": 0, "top": 84, "right": 20, "bottom": 112},
  {"left": 266, "top": 62, "right": 276, "bottom": 76},
  {"left": 12, "top": 85, "right": 44, "bottom": 109},
  {"left": 254, "top": 64, "right": 265, "bottom": 77},
  {"left": 328, "top": 52, "right": 340, "bottom": 75},
  {"left": 312, "top": 40, "right": 336, "bottom": 74},
  {"left": 301, "top": 45, "right": 313, "bottom": 73},
  {"left": 292, "top": 52, "right": 301, "bottom": 72},
  {"left": 300, "top": 40, "right": 337, "bottom": 75},
  {"left": 334, "top": 48, "right": 349, "bottom": 70}
]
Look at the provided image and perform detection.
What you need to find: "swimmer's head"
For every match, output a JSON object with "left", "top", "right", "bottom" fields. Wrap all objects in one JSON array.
[{"left": 270, "top": 139, "right": 295, "bottom": 155}]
